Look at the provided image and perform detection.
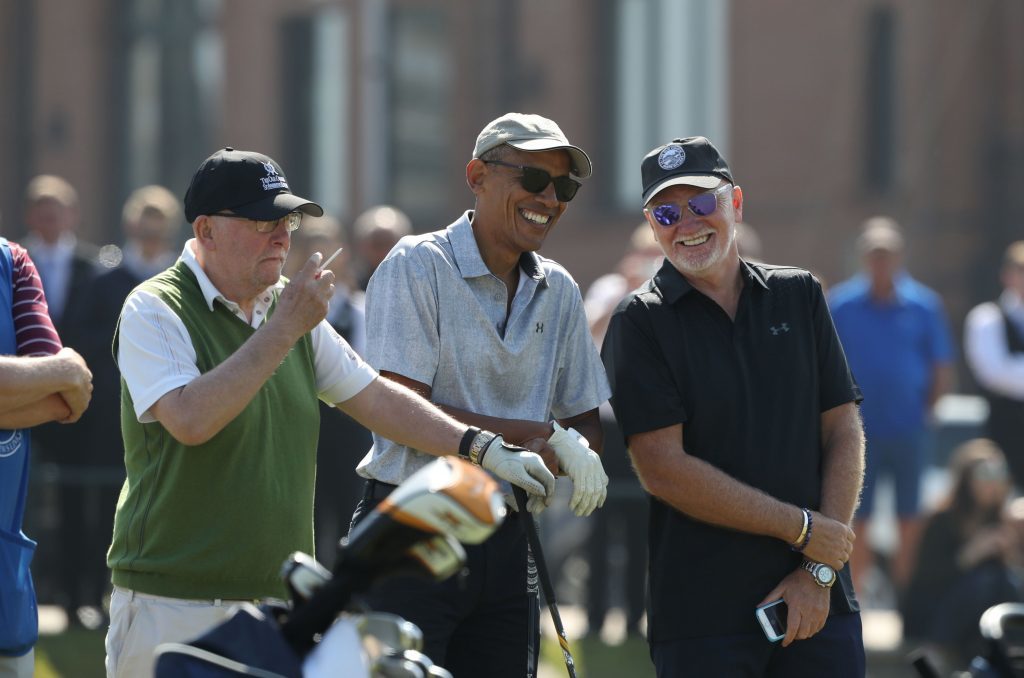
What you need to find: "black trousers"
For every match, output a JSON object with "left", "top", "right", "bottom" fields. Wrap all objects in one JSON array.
[
  {"left": 350, "top": 480, "right": 540, "bottom": 678},
  {"left": 587, "top": 415, "right": 648, "bottom": 633},
  {"left": 651, "top": 612, "right": 865, "bottom": 678},
  {"left": 55, "top": 475, "right": 118, "bottom": 611}
]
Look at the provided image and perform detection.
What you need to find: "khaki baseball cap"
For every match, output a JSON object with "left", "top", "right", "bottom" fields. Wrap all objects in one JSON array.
[{"left": 472, "top": 113, "right": 593, "bottom": 179}]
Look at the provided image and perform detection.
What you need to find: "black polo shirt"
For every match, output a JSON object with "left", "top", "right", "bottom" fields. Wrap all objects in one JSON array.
[{"left": 601, "top": 259, "right": 862, "bottom": 642}]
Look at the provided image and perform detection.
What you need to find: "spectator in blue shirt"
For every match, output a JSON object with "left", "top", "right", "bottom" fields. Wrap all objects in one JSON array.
[{"left": 829, "top": 217, "right": 955, "bottom": 595}]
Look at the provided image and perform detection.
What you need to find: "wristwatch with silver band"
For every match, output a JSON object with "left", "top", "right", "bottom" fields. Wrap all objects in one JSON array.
[{"left": 801, "top": 559, "right": 836, "bottom": 588}]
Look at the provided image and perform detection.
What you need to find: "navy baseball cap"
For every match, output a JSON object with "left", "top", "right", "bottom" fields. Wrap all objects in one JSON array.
[
  {"left": 183, "top": 147, "right": 324, "bottom": 223},
  {"left": 641, "top": 136, "right": 734, "bottom": 205}
]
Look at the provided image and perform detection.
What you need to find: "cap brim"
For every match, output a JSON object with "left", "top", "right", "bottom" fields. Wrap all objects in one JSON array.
[
  {"left": 642, "top": 175, "right": 722, "bottom": 205},
  {"left": 232, "top": 193, "right": 324, "bottom": 220},
  {"left": 507, "top": 139, "right": 593, "bottom": 179}
]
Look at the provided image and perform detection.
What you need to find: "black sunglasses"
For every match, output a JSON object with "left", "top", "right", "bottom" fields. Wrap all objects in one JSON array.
[{"left": 483, "top": 160, "right": 582, "bottom": 203}]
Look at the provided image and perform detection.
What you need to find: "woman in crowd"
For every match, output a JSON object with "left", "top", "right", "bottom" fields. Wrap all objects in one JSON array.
[{"left": 902, "top": 438, "right": 1022, "bottom": 670}]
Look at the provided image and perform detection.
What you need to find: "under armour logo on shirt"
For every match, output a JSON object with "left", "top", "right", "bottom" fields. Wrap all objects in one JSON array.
[
  {"left": 535, "top": 323, "right": 544, "bottom": 333},
  {"left": 769, "top": 323, "right": 791, "bottom": 336}
]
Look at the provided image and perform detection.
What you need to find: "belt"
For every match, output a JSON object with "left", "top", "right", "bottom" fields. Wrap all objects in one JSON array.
[
  {"left": 112, "top": 586, "right": 269, "bottom": 607},
  {"left": 363, "top": 478, "right": 400, "bottom": 502}
]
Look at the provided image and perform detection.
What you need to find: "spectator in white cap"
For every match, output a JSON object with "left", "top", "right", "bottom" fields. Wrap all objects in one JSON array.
[
  {"left": 103, "top": 147, "right": 550, "bottom": 677},
  {"left": 350, "top": 112, "right": 610, "bottom": 676}
]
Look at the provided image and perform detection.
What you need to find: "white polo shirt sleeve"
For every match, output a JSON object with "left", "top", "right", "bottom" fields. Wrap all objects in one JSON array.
[
  {"left": 118, "top": 290, "right": 202, "bottom": 422},
  {"left": 118, "top": 291, "right": 377, "bottom": 422},
  {"left": 313, "top": 321, "right": 378, "bottom": 404}
]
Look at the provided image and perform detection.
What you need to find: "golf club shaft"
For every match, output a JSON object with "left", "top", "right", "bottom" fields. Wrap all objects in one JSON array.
[
  {"left": 513, "top": 486, "right": 577, "bottom": 678},
  {"left": 526, "top": 549, "right": 539, "bottom": 678}
]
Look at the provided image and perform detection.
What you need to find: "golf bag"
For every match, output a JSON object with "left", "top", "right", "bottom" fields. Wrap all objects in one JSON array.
[
  {"left": 962, "top": 603, "right": 1024, "bottom": 678},
  {"left": 912, "top": 603, "right": 1024, "bottom": 678},
  {"left": 153, "top": 456, "right": 506, "bottom": 678}
]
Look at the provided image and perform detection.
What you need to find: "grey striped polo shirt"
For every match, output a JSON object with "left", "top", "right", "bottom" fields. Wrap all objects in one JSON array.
[{"left": 356, "top": 210, "right": 611, "bottom": 485}]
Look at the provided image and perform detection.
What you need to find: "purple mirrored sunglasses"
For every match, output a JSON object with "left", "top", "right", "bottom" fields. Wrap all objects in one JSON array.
[{"left": 647, "top": 183, "right": 733, "bottom": 227}]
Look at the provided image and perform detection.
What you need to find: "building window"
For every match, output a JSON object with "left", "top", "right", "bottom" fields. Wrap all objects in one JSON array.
[
  {"left": 612, "top": 0, "right": 729, "bottom": 208},
  {"left": 388, "top": 6, "right": 452, "bottom": 221},
  {"left": 864, "top": 7, "right": 896, "bottom": 193},
  {"left": 118, "top": 0, "right": 222, "bottom": 200},
  {"left": 280, "top": 7, "right": 351, "bottom": 220},
  {"left": 311, "top": 9, "right": 350, "bottom": 221}
]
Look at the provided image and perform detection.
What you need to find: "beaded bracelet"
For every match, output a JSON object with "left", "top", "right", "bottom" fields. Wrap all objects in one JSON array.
[{"left": 792, "top": 508, "right": 813, "bottom": 552}]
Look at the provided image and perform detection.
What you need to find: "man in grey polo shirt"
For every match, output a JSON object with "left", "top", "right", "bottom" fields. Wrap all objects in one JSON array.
[{"left": 353, "top": 113, "right": 610, "bottom": 677}]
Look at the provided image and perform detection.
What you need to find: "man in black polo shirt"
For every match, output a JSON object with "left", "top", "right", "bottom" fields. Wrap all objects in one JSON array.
[{"left": 602, "top": 136, "right": 866, "bottom": 677}]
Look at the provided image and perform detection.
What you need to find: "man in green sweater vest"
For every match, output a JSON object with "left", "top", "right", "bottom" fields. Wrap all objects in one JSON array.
[{"left": 103, "top": 148, "right": 556, "bottom": 678}]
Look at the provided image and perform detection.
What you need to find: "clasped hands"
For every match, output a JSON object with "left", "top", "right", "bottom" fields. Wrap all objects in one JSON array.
[
  {"left": 756, "top": 511, "right": 855, "bottom": 646},
  {"left": 56, "top": 347, "right": 93, "bottom": 423},
  {"left": 800, "top": 511, "right": 855, "bottom": 572},
  {"left": 479, "top": 422, "right": 608, "bottom": 517}
]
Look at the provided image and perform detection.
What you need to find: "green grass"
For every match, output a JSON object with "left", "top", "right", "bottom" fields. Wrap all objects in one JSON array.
[
  {"left": 34, "top": 622, "right": 654, "bottom": 677},
  {"left": 35, "top": 629, "right": 106, "bottom": 678},
  {"left": 541, "top": 633, "right": 654, "bottom": 678}
]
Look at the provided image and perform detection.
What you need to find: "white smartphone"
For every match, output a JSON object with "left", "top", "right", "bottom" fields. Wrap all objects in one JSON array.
[{"left": 755, "top": 599, "right": 787, "bottom": 642}]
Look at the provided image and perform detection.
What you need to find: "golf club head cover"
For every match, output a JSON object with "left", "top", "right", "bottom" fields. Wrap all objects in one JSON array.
[
  {"left": 404, "top": 534, "right": 467, "bottom": 581},
  {"left": 547, "top": 422, "right": 608, "bottom": 516},
  {"left": 479, "top": 434, "right": 555, "bottom": 513}
]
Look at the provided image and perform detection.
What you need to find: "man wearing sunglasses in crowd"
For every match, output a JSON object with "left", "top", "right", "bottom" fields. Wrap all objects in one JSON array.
[
  {"left": 350, "top": 113, "right": 610, "bottom": 677},
  {"left": 602, "top": 136, "right": 867, "bottom": 676},
  {"left": 104, "top": 147, "right": 556, "bottom": 677}
]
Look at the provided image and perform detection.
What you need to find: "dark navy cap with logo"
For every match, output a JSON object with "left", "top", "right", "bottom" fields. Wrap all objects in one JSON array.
[
  {"left": 641, "top": 136, "right": 734, "bottom": 205},
  {"left": 183, "top": 147, "right": 324, "bottom": 223}
]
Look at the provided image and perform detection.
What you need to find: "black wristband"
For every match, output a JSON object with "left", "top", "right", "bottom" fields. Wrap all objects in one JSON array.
[{"left": 459, "top": 427, "right": 481, "bottom": 460}]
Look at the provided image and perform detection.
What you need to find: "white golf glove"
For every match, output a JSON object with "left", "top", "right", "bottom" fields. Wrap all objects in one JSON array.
[
  {"left": 480, "top": 434, "right": 556, "bottom": 514},
  {"left": 548, "top": 422, "right": 608, "bottom": 517}
]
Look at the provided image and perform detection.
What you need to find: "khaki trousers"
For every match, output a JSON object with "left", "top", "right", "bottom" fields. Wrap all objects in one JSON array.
[
  {"left": 104, "top": 586, "right": 252, "bottom": 678},
  {"left": 0, "top": 650, "right": 33, "bottom": 678}
]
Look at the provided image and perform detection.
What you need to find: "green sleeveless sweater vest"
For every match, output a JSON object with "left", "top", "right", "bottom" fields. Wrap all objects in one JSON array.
[{"left": 108, "top": 262, "right": 320, "bottom": 599}]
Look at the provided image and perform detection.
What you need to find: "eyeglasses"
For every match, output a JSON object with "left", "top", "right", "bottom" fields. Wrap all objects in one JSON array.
[
  {"left": 211, "top": 211, "right": 302, "bottom": 233},
  {"left": 645, "top": 183, "right": 734, "bottom": 227},
  {"left": 974, "top": 460, "right": 1009, "bottom": 482},
  {"left": 483, "top": 160, "right": 582, "bottom": 203}
]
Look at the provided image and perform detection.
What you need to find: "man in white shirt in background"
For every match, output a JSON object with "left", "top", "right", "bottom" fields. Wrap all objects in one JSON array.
[{"left": 965, "top": 240, "right": 1024, "bottom": 487}]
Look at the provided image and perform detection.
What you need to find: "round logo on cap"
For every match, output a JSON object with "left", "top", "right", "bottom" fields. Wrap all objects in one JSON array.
[{"left": 658, "top": 145, "right": 686, "bottom": 170}]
